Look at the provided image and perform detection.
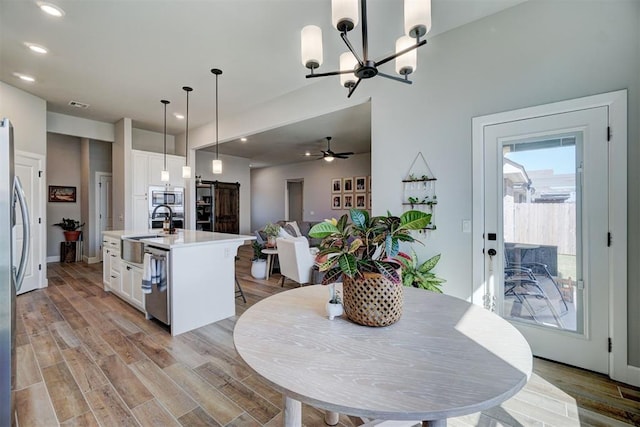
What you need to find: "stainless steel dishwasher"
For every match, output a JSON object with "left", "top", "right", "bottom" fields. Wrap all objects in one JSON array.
[{"left": 144, "top": 245, "right": 171, "bottom": 326}]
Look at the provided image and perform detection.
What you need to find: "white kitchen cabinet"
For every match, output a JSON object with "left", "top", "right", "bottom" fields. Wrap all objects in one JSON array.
[
  {"left": 102, "top": 235, "right": 121, "bottom": 291},
  {"left": 132, "top": 195, "right": 149, "bottom": 231},
  {"left": 121, "top": 261, "right": 144, "bottom": 311},
  {"left": 132, "top": 150, "right": 149, "bottom": 196},
  {"left": 130, "top": 150, "right": 185, "bottom": 230}
]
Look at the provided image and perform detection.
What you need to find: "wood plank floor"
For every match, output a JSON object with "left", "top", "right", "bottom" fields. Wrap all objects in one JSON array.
[{"left": 15, "top": 245, "right": 640, "bottom": 426}]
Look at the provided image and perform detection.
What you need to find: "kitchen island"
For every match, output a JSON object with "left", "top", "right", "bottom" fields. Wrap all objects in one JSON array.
[{"left": 103, "top": 229, "right": 254, "bottom": 336}]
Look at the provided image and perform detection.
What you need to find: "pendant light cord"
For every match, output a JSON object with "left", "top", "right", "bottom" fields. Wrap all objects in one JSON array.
[
  {"left": 182, "top": 86, "right": 193, "bottom": 166},
  {"left": 215, "top": 72, "right": 219, "bottom": 160},
  {"left": 161, "top": 99, "right": 170, "bottom": 171}
]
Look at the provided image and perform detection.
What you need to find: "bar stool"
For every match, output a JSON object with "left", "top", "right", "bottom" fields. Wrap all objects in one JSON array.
[{"left": 235, "top": 256, "right": 246, "bottom": 303}]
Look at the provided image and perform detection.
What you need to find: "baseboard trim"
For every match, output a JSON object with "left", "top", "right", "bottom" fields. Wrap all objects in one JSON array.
[
  {"left": 46, "top": 256, "right": 59, "bottom": 263},
  {"left": 84, "top": 255, "right": 101, "bottom": 264}
]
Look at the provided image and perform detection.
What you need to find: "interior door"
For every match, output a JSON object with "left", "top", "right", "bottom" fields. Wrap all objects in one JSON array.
[
  {"left": 97, "top": 173, "right": 112, "bottom": 260},
  {"left": 482, "top": 107, "right": 609, "bottom": 374},
  {"left": 214, "top": 181, "right": 240, "bottom": 234},
  {"left": 287, "top": 180, "right": 303, "bottom": 223},
  {"left": 14, "top": 152, "right": 42, "bottom": 295}
]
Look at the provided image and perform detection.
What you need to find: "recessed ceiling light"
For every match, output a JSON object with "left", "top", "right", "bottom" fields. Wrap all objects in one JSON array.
[
  {"left": 37, "top": 1, "right": 65, "bottom": 17},
  {"left": 13, "top": 72, "right": 35, "bottom": 82},
  {"left": 305, "top": 151, "right": 311, "bottom": 156},
  {"left": 25, "top": 43, "right": 48, "bottom": 54},
  {"left": 240, "top": 137, "right": 247, "bottom": 142},
  {"left": 174, "top": 113, "right": 184, "bottom": 120}
]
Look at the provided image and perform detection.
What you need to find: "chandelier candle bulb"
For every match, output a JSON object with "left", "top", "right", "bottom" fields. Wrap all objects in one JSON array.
[
  {"left": 339, "top": 51, "right": 358, "bottom": 88},
  {"left": 301, "top": 25, "right": 323, "bottom": 69},
  {"left": 395, "top": 36, "right": 417, "bottom": 75},
  {"left": 332, "top": 0, "right": 359, "bottom": 32},
  {"left": 405, "top": 0, "right": 432, "bottom": 38}
]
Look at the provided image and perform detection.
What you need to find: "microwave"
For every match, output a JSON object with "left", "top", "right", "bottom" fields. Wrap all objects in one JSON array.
[{"left": 149, "top": 186, "right": 184, "bottom": 213}]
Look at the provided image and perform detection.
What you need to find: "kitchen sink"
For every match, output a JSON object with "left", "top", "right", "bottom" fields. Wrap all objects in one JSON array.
[{"left": 121, "top": 235, "right": 162, "bottom": 263}]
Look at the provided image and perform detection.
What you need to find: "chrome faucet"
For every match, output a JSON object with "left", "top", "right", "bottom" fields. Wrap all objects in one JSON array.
[{"left": 152, "top": 204, "right": 174, "bottom": 233}]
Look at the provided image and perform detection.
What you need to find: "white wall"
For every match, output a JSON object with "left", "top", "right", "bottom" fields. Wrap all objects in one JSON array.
[
  {"left": 0, "top": 82, "right": 47, "bottom": 155},
  {"left": 133, "top": 127, "right": 176, "bottom": 154},
  {"left": 250, "top": 153, "right": 371, "bottom": 229},
  {"left": 47, "top": 112, "right": 115, "bottom": 142},
  {"left": 46, "top": 133, "right": 82, "bottom": 258},
  {"left": 185, "top": 1, "right": 640, "bottom": 364},
  {"left": 195, "top": 152, "right": 252, "bottom": 234}
]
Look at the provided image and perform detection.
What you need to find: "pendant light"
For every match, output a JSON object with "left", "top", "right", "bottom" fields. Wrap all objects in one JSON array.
[
  {"left": 211, "top": 68, "right": 223, "bottom": 174},
  {"left": 160, "top": 99, "right": 170, "bottom": 182},
  {"left": 181, "top": 86, "right": 193, "bottom": 179}
]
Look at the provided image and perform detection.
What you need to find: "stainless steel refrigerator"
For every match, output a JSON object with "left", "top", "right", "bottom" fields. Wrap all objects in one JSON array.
[{"left": 0, "top": 118, "right": 31, "bottom": 426}]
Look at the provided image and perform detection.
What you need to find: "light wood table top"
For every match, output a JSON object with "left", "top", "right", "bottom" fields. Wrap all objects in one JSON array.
[{"left": 233, "top": 285, "right": 532, "bottom": 425}]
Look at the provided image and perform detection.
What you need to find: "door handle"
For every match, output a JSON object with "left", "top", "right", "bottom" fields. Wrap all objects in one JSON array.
[{"left": 13, "top": 176, "right": 30, "bottom": 292}]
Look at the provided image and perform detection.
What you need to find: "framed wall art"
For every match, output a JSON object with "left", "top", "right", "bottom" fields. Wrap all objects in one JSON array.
[
  {"left": 355, "top": 176, "right": 367, "bottom": 192},
  {"left": 343, "top": 177, "right": 353, "bottom": 192},
  {"left": 356, "top": 194, "right": 366, "bottom": 208},
  {"left": 48, "top": 185, "right": 77, "bottom": 203},
  {"left": 332, "top": 178, "right": 342, "bottom": 194},
  {"left": 343, "top": 194, "right": 354, "bottom": 209},
  {"left": 332, "top": 195, "right": 342, "bottom": 210}
]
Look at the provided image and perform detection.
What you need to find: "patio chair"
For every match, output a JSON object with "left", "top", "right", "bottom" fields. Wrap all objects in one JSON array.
[
  {"left": 505, "top": 245, "right": 569, "bottom": 314},
  {"left": 504, "top": 276, "right": 564, "bottom": 328}
]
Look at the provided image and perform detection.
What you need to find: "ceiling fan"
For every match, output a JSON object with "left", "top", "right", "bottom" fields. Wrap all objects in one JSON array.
[{"left": 318, "top": 136, "right": 353, "bottom": 162}]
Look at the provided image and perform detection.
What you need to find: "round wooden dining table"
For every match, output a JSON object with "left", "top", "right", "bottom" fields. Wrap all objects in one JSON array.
[{"left": 233, "top": 285, "right": 532, "bottom": 427}]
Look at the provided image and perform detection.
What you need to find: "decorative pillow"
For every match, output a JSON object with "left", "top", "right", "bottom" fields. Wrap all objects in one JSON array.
[
  {"left": 281, "top": 223, "right": 299, "bottom": 238},
  {"left": 278, "top": 226, "right": 295, "bottom": 239},
  {"left": 285, "top": 221, "right": 302, "bottom": 237}
]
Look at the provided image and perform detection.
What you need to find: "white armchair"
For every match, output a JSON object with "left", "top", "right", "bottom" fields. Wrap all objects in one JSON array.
[{"left": 276, "top": 237, "right": 316, "bottom": 287}]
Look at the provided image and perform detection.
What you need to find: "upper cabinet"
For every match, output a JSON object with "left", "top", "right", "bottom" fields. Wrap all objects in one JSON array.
[{"left": 132, "top": 149, "right": 185, "bottom": 192}]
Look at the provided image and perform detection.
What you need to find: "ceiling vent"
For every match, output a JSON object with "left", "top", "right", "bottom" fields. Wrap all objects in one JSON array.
[{"left": 68, "top": 100, "right": 89, "bottom": 109}]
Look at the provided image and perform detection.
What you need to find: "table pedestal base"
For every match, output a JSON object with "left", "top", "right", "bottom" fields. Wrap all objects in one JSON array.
[
  {"left": 284, "top": 396, "right": 301, "bottom": 427},
  {"left": 324, "top": 411, "right": 339, "bottom": 425}
]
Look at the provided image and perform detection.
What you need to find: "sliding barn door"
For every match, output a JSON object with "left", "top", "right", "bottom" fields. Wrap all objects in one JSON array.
[{"left": 214, "top": 181, "right": 240, "bottom": 234}]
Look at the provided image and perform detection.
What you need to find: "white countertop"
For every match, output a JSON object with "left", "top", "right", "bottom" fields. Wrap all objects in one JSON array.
[{"left": 103, "top": 229, "right": 255, "bottom": 249}]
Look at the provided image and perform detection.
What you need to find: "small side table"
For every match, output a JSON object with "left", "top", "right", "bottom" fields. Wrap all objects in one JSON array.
[{"left": 261, "top": 248, "right": 278, "bottom": 280}]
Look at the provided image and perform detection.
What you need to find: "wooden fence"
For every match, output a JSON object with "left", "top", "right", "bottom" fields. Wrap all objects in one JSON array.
[{"left": 504, "top": 201, "right": 576, "bottom": 255}]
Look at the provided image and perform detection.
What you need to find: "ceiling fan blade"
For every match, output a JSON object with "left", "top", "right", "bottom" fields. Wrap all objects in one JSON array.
[{"left": 334, "top": 152, "right": 354, "bottom": 156}]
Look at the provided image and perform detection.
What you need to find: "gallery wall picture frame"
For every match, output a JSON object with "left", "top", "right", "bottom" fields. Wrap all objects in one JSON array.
[
  {"left": 368, "top": 192, "right": 372, "bottom": 209},
  {"left": 356, "top": 194, "right": 366, "bottom": 208},
  {"left": 343, "top": 177, "right": 354, "bottom": 192},
  {"left": 355, "top": 176, "right": 367, "bottom": 192},
  {"left": 332, "top": 178, "right": 342, "bottom": 194},
  {"left": 332, "top": 195, "right": 342, "bottom": 210},
  {"left": 343, "top": 194, "right": 354, "bottom": 209},
  {"left": 48, "top": 185, "right": 77, "bottom": 203}
]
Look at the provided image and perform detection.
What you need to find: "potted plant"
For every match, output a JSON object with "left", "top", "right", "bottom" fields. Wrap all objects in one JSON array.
[
  {"left": 53, "top": 218, "right": 85, "bottom": 242},
  {"left": 250, "top": 241, "right": 268, "bottom": 279},
  {"left": 309, "top": 209, "right": 432, "bottom": 326},
  {"left": 263, "top": 223, "right": 281, "bottom": 248},
  {"left": 395, "top": 251, "right": 445, "bottom": 292}
]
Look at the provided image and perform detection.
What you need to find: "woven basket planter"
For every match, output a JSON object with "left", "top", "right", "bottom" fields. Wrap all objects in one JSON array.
[{"left": 343, "top": 272, "right": 404, "bottom": 327}]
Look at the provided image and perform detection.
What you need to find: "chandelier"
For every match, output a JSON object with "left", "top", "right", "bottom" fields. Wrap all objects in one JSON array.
[{"left": 301, "top": 0, "right": 431, "bottom": 98}]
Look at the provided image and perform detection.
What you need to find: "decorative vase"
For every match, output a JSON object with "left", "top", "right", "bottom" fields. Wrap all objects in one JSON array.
[
  {"left": 251, "top": 259, "right": 267, "bottom": 279},
  {"left": 63, "top": 230, "right": 81, "bottom": 242},
  {"left": 342, "top": 272, "right": 403, "bottom": 327},
  {"left": 266, "top": 236, "right": 277, "bottom": 248},
  {"left": 325, "top": 301, "right": 344, "bottom": 320}
]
